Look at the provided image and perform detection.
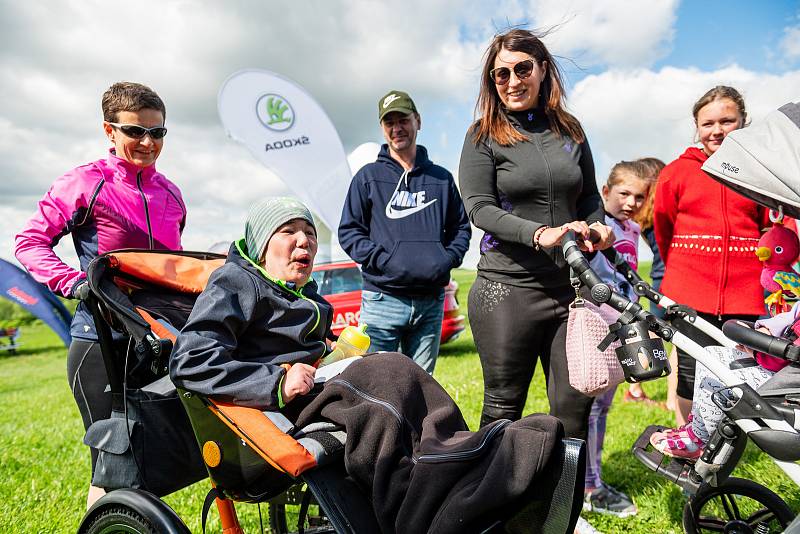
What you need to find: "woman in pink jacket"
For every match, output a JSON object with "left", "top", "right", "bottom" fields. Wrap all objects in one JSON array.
[{"left": 15, "top": 82, "right": 186, "bottom": 506}]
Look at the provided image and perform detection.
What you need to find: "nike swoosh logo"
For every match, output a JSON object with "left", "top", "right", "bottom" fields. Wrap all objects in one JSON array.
[
  {"left": 385, "top": 199, "right": 438, "bottom": 219},
  {"left": 383, "top": 94, "right": 401, "bottom": 108}
]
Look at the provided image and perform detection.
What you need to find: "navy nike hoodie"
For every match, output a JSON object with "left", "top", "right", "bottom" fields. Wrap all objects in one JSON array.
[{"left": 338, "top": 144, "right": 471, "bottom": 296}]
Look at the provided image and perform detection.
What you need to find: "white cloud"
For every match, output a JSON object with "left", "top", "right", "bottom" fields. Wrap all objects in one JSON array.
[
  {"left": 527, "top": 0, "right": 679, "bottom": 68},
  {"left": 570, "top": 65, "right": 800, "bottom": 185},
  {"left": 780, "top": 25, "right": 800, "bottom": 62},
  {"left": 16, "top": 0, "right": 800, "bottom": 277},
  {"left": 0, "top": 1, "right": 499, "bottom": 262}
]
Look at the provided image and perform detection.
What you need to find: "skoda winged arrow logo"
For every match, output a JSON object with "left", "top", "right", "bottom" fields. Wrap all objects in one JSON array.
[{"left": 256, "top": 93, "right": 295, "bottom": 131}]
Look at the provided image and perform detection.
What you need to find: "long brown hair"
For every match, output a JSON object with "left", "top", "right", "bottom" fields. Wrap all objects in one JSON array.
[
  {"left": 631, "top": 157, "right": 665, "bottom": 230},
  {"left": 471, "top": 29, "right": 584, "bottom": 146}
]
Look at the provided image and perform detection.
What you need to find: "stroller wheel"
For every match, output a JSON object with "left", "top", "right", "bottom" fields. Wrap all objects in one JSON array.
[
  {"left": 682, "top": 477, "right": 794, "bottom": 533},
  {"left": 81, "top": 505, "right": 159, "bottom": 534}
]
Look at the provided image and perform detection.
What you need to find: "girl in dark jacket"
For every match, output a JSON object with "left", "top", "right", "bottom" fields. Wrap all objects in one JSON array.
[{"left": 458, "top": 29, "right": 614, "bottom": 439}]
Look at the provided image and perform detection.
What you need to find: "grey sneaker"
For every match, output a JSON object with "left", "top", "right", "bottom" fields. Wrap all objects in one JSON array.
[{"left": 583, "top": 483, "right": 638, "bottom": 518}]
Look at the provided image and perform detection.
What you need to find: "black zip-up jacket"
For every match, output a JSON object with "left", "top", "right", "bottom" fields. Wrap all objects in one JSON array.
[
  {"left": 338, "top": 144, "right": 471, "bottom": 296},
  {"left": 458, "top": 110, "right": 603, "bottom": 288},
  {"left": 170, "top": 240, "right": 332, "bottom": 410}
]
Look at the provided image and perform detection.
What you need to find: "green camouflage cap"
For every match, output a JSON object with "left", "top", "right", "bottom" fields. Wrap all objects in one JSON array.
[{"left": 378, "top": 90, "right": 417, "bottom": 121}]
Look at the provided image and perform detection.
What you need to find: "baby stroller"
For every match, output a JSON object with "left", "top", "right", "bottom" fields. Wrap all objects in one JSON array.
[
  {"left": 74, "top": 247, "right": 587, "bottom": 534},
  {"left": 598, "top": 243, "right": 799, "bottom": 533},
  {"left": 564, "top": 102, "right": 800, "bottom": 533}
]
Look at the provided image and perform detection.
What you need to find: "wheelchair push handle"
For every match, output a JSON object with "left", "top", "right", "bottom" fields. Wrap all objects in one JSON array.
[{"left": 722, "top": 320, "right": 800, "bottom": 363}]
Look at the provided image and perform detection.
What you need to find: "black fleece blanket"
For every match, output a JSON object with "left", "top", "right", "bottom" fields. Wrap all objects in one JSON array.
[{"left": 291, "top": 353, "right": 564, "bottom": 534}]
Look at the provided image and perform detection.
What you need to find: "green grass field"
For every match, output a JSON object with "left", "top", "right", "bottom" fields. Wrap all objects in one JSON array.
[{"left": 0, "top": 267, "right": 797, "bottom": 533}]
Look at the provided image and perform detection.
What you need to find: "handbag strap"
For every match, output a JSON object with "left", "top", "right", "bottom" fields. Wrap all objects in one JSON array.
[{"left": 569, "top": 267, "right": 584, "bottom": 306}]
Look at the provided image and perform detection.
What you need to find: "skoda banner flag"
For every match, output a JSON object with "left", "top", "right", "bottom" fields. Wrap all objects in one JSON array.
[
  {"left": 0, "top": 259, "right": 72, "bottom": 346},
  {"left": 218, "top": 70, "right": 352, "bottom": 255}
]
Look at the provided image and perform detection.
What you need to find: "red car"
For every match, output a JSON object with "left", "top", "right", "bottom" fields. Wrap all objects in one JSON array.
[{"left": 311, "top": 261, "right": 466, "bottom": 344}]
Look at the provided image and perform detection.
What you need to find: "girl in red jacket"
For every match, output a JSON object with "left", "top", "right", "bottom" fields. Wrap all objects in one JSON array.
[{"left": 654, "top": 86, "right": 767, "bottom": 426}]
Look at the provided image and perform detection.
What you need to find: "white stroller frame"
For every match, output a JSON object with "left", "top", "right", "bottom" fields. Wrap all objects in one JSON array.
[
  {"left": 564, "top": 234, "right": 800, "bottom": 532},
  {"left": 599, "top": 245, "right": 800, "bottom": 488}
]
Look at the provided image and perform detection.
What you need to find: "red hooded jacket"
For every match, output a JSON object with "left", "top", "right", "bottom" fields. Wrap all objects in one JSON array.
[{"left": 654, "top": 147, "right": 767, "bottom": 316}]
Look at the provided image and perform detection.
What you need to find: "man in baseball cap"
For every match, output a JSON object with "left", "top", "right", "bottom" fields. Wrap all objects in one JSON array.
[{"left": 338, "top": 90, "right": 471, "bottom": 374}]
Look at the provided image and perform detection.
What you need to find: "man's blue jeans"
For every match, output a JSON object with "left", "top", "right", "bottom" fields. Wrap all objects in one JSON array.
[{"left": 359, "top": 289, "right": 445, "bottom": 374}]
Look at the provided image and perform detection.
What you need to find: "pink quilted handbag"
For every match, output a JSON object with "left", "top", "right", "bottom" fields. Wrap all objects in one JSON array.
[{"left": 565, "top": 298, "right": 624, "bottom": 397}]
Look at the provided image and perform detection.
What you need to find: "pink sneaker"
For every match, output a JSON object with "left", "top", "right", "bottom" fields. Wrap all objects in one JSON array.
[
  {"left": 649, "top": 414, "right": 694, "bottom": 444},
  {"left": 650, "top": 423, "right": 704, "bottom": 460}
]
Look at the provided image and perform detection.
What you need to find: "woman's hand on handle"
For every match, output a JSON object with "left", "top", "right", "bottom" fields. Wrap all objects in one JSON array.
[
  {"left": 588, "top": 221, "right": 615, "bottom": 251},
  {"left": 281, "top": 363, "right": 316, "bottom": 404},
  {"left": 537, "top": 221, "right": 614, "bottom": 252}
]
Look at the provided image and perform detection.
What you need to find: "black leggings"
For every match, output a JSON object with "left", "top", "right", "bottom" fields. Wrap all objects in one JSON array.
[
  {"left": 66, "top": 340, "right": 112, "bottom": 474},
  {"left": 468, "top": 276, "right": 593, "bottom": 441},
  {"left": 675, "top": 311, "right": 759, "bottom": 399}
]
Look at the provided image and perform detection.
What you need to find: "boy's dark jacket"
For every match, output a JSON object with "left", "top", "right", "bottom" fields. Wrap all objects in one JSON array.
[
  {"left": 170, "top": 241, "right": 332, "bottom": 410},
  {"left": 338, "top": 144, "right": 471, "bottom": 296}
]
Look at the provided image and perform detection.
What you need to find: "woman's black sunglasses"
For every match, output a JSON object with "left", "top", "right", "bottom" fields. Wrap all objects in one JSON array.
[
  {"left": 489, "top": 59, "right": 536, "bottom": 85},
  {"left": 108, "top": 122, "right": 168, "bottom": 140}
]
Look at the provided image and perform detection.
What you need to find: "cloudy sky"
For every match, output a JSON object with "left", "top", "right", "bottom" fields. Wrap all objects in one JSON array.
[{"left": 2, "top": 0, "right": 799, "bottom": 270}]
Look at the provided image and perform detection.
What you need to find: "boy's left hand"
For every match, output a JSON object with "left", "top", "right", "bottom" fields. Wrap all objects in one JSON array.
[{"left": 282, "top": 363, "right": 316, "bottom": 403}]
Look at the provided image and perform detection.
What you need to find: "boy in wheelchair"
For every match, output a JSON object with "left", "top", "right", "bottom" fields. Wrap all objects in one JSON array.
[{"left": 170, "top": 197, "right": 581, "bottom": 534}]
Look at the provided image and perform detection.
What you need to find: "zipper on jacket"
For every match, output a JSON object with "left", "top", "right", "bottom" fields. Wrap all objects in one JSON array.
[
  {"left": 329, "top": 378, "right": 404, "bottom": 426},
  {"left": 717, "top": 186, "right": 729, "bottom": 317},
  {"left": 136, "top": 170, "right": 154, "bottom": 250},
  {"left": 415, "top": 419, "right": 511, "bottom": 464},
  {"left": 534, "top": 136, "right": 556, "bottom": 261}
]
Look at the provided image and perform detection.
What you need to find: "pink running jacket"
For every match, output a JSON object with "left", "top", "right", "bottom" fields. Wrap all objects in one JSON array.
[{"left": 15, "top": 149, "right": 186, "bottom": 340}]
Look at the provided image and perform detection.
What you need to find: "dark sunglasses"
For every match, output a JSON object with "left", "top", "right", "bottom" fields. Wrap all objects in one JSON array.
[
  {"left": 108, "top": 122, "right": 168, "bottom": 140},
  {"left": 489, "top": 58, "right": 536, "bottom": 85}
]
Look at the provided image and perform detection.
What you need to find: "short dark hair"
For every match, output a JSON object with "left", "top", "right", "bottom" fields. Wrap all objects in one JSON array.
[{"left": 101, "top": 82, "right": 166, "bottom": 123}]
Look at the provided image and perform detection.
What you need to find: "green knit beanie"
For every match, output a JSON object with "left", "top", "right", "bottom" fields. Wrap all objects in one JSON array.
[{"left": 244, "top": 197, "right": 316, "bottom": 262}]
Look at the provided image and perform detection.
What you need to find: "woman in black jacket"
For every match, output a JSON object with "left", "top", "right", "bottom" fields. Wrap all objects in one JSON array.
[{"left": 459, "top": 29, "right": 613, "bottom": 438}]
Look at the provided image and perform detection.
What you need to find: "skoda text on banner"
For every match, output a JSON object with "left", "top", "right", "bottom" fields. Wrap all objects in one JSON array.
[{"left": 218, "top": 70, "right": 352, "bottom": 253}]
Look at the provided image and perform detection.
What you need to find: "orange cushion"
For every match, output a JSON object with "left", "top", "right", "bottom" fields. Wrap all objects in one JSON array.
[{"left": 208, "top": 400, "right": 317, "bottom": 477}]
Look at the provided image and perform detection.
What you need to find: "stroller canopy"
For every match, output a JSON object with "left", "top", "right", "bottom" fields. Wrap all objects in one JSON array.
[{"left": 703, "top": 102, "right": 800, "bottom": 219}]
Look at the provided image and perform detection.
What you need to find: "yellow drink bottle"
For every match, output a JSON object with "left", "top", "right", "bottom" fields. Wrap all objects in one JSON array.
[{"left": 320, "top": 324, "right": 371, "bottom": 366}]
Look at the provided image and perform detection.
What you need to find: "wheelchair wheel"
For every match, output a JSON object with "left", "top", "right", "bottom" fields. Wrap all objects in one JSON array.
[
  {"left": 683, "top": 477, "right": 794, "bottom": 533},
  {"left": 82, "top": 505, "right": 158, "bottom": 534},
  {"left": 268, "top": 502, "right": 335, "bottom": 534}
]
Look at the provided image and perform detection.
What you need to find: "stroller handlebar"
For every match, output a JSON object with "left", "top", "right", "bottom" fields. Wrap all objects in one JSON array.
[
  {"left": 599, "top": 247, "right": 670, "bottom": 305},
  {"left": 722, "top": 320, "right": 800, "bottom": 363},
  {"left": 562, "top": 231, "right": 656, "bottom": 325}
]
